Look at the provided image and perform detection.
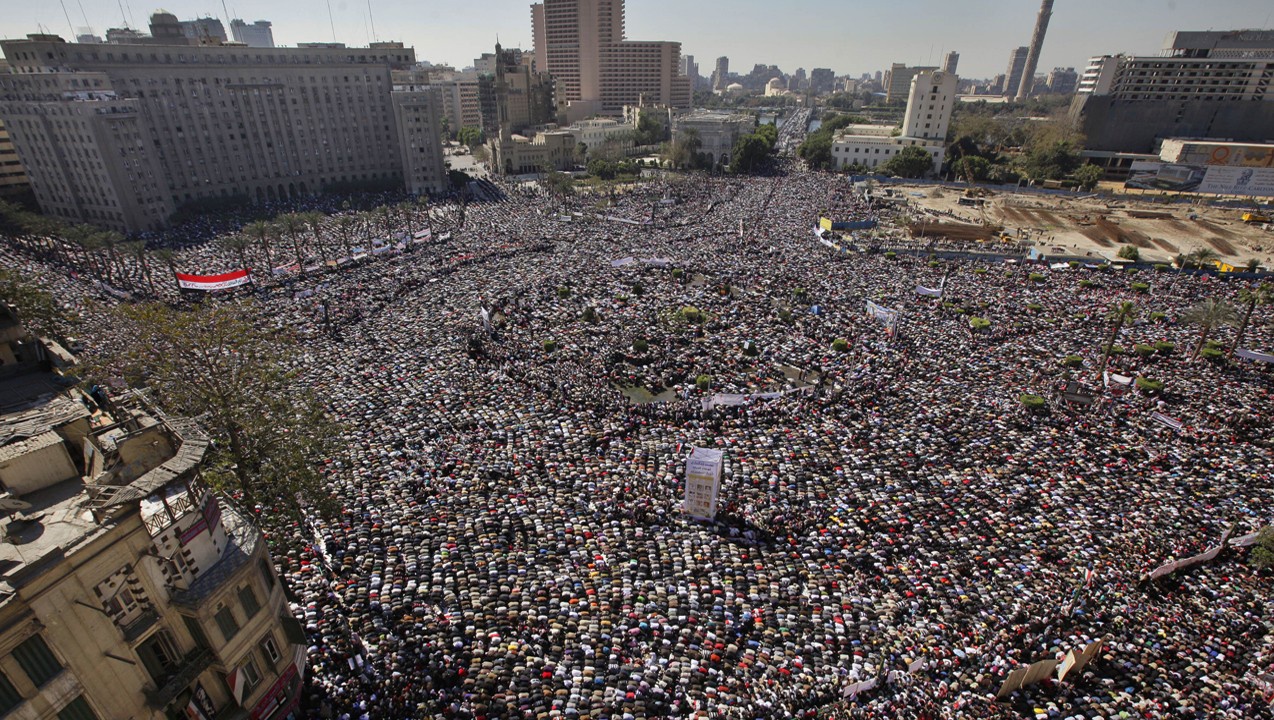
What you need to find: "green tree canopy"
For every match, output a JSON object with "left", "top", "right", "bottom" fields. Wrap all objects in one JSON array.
[
  {"left": 730, "top": 133, "right": 772, "bottom": 174},
  {"left": 103, "top": 302, "right": 341, "bottom": 519},
  {"left": 458, "top": 126, "right": 485, "bottom": 148},
  {"left": 0, "top": 268, "right": 73, "bottom": 341},
  {"left": 881, "top": 146, "right": 935, "bottom": 179}
]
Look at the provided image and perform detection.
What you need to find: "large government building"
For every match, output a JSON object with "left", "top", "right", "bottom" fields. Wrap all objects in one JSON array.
[{"left": 0, "top": 33, "right": 448, "bottom": 232}]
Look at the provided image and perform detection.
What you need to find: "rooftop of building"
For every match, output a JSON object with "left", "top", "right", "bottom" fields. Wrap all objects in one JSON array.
[{"left": 0, "top": 328, "right": 207, "bottom": 597}]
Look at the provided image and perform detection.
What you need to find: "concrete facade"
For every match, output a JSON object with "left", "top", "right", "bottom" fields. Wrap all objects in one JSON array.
[
  {"left": 0, "top": 35, "right": 422, "bottom": 232},
  {"left": 229, "top": 20, "right": 274, "bottom": 48},
  {"left": 531, "top": 0, "right": 690, "bottom": 115},
  {"left": 672, "top": 111, "right": 755, "bottom": 169},
  {"left": 832, "top": 70, "right": 955, "bottom": 175},
  {"left": 0, "top": 118, "right": 30, "bottom": 197},
  {"left": 0, "top": 323, "right": 306, "bottom": 720},
  {"left": 1071, "top": 29, "right": 1274, "bottom": 152}
]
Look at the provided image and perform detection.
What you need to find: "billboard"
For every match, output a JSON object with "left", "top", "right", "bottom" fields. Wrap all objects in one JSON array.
[
  {"left": 1166, "top": 142, "right": 1274, "bottom": 168},
  {"left": 683, "top": 447, "right": 723, "bottom": 520},
  {"left": 1126, "top": 161, "right": 1274, "bottom": 197}
]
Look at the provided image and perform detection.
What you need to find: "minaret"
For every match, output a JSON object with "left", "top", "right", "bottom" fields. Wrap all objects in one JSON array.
[{"left": 1015, "top": 0, "right": 1054, "bottom": 102}]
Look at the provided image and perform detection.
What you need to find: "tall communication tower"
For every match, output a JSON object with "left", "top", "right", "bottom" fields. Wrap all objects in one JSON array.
[{"left": 1015, "top": 0, "right": 1054, "bottom": 101}]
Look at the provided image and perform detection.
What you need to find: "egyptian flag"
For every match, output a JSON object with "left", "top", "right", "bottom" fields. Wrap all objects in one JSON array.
[{"left": 175, "top": 269, "right": 252, "bottom": 291}]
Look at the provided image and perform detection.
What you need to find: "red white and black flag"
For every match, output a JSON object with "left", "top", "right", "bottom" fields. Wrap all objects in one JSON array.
[{"left": 175, "top": 269, "right": 252, "bottom": 291}]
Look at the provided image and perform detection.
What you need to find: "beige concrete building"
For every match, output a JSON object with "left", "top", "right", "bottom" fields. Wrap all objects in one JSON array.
[
  {"left": 0, "top": 310, "right": 306, "bottom": 720},
  {"left": 0, "top": 34, "right": 424, "bottom": 232},
  {"left": 489, "top": 130, "right": 576, "bottom": 175},
  {"left": 672, "top": 110, "right": 756, "bottom": 169},
  {"left": 391, "top": 84, "right": 450, "bottom": 196},
  {"left": 0, "top": 118, "right": 29, "bottom": 197},
  {"left": 832, "top": 69, "right": 956, "bottom": 175},
  {"left": 531, "top": 0, "right": 690, "bottom": 118}
]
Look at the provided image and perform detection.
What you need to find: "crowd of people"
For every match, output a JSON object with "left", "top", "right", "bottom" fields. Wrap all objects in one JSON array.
[{"left": 3, "top": 166, "right": 1272, "bottom": 720}]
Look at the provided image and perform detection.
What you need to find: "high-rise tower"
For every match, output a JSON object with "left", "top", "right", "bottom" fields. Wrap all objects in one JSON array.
[{"left": 1015, "top": 0, "right": 1054, "bottom": 101}]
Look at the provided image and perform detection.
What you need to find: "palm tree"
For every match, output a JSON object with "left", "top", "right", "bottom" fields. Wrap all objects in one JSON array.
[
  {"left": 98, "top": 230, "right": 126, "bottom": 286},
  {"left": 1230, "top": 282, "right": 1272, "bottom": 356},
  {"left": 1186, "top": 247, "right": 1219, "bottom": 270},
  {"left": 334, "top": 214, "right": 357, "bottom": 261},
  {"left": 1097, "top": 301, "right": 1137, "bottom": 381},
  {"left": 64, "top": 224, "right": 104, "bottom": 279},
  {"left": 244, "top": 220, "right": 277, "bottom": 268},
  {"left": 302, "top": 212, "right": 329, "bottom": 269},
  {"left": 1182, "top": 298, "right": 1239, "bottom": 359},
  {"left": 398, "top": 201, "right": 416, "bottom": 239},
  {"left": 153, "top": 248, "right": 179, "bottom": 291},
  {"left": 417, "top": 195, "right": 433, "bottom": 235},
  {"left": 121, "top": 240, "right": 155, "bottom": 294},
  {"left": 218, "top": 235, "right": 254, "bottom": 279},
  {"left": 276, "top": 212, "right": 308, "bottom": 268}
]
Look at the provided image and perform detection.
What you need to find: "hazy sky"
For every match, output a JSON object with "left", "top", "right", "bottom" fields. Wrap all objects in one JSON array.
[{"left": 5, "top": 0, "right": 1274, "bottom": 79}]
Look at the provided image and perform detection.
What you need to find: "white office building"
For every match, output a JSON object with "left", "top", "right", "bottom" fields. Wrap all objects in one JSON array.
[{"left": 832, "top": 69, "right": 956, "bottom": 175}]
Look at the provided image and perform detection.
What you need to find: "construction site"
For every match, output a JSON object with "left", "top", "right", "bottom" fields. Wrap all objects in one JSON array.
[{"left": 896, "top": 183, "right": 1274, "bottom": 268}]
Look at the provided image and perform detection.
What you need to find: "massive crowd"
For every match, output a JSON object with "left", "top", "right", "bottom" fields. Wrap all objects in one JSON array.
[{"left": 3, "top": 167, "right": 1273, "bottom": 720}]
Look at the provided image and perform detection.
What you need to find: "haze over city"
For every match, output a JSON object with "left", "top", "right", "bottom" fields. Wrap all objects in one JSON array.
[{"left": 4, "top": 0, "right": 1273, "bottom": 76}]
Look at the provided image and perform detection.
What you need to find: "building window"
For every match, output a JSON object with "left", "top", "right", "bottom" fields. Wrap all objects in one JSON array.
[
  {"left": 183, "top": 615, "right": 211, "bottom": 650},
  {"left": 0, "top": 671, "right": 22, "bottom": 714},
  {"left": 136, "top": 632, "right": 180, "bottom": 684},
  {"left": 260, "top": 633, "right": 281, "bottom": 666},
  {"left": 12, "top": 635, "right": 62, "bottom": 687},
  {"left": 239, "top": 658, "right": 262, "bottom": 695},
  {"left": 239, "top": 585, "right": 261, "bottom": 619},
  {"left": 56, "top": 696, "right": 98, "bottom": 720},
  {"left": 214, "top": 605, "right": 240, "bottom": 643}
]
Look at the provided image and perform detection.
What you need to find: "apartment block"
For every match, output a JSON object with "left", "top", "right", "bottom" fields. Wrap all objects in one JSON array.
[
  {"left": 0, "top": 312, "right": 307, "bottom": 720},
  {"left": 0, "top": 34, "right": 422, "bottom": 232}
]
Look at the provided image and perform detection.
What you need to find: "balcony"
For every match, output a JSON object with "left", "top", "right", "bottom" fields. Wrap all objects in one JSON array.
[
  {"left": 144, "top": 647, "right": 214, "bottom": 709},
  {"left": 121, "top": 607, "right": 159, "bottom": 643}
]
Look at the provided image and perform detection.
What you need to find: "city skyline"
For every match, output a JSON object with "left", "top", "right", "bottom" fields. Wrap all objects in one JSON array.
[{"left": 4, "top": 0, "right": 1273, "bottom": 80}]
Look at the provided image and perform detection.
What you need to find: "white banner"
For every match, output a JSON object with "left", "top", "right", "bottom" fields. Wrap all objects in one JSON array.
[
  {"left": 865, "top": 300, "right": 899, "bottom": 324},
  {"left": 915, "top": 285, "right": 943, "bottom": 298},
  {"left": 683, "top": 447, "right": 723, "bottom": 520},
  {"left": 1150, "top": 412, "right": 1183, "bottom": 431},
  {"left": 1235, "top": 348, "right": 1274, "bottom": 364}
]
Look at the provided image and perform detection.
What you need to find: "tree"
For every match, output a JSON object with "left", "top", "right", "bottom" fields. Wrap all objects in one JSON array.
[
  {"left": 458, "top": 126, "right": 484, "bottom": 149},
  {"left": 219, "top": 235, "right": 254, "bottom": 281},
  {"left": 1017, "top": 140, "right": 1081, "bottom": 181},
  {"left": 953, "top": 155, "right": 992, "bottom": 182},
  {"left": 730, "top": 133, "right": 771, "bottom": 174},
  {"left": 0, "top": 268, "right": 72, "bottom": 340},
  {"left": 1073, "top": 163, "right": 1104, "bottom": 190},
  {"left": 543, "top": 171, "right": 575, "bottom": 199},
  {"left": 1097, "top": 301, "right": 1137, "bottom": 381},
  {"left": 1185, "top": 247, "right": 1219, "bottom": 269},
  {"left": 1230, "top": 282, "right": 1272, "bottom": 356},
  {"left": 122, "top": 240, "right": 155, "bottom": 294},
  {"left": 244, "top": 220, "right": 276, "bottom": 267},
  {"left": 797, "top": 133, "right": 833, "bottom": 170},
  {"left": 880, "top": 146, "right": 934, "bottom": 179},
  {"left": 277, "top": 212, "right": 309, "bottom": 268},
  {"left": 1182, "top": 298, "right": 1239, "bottom": 359},
  {"left": 633, "top": 112, "right": 666, "bottom": 146},
  {"left": 1252, "top": 528, "right": 1274, "bottom": 569},
  {"left": 1117, "top": 245, "right": 1140, "bottom": 261},
  {"left": 104, "top": 302, "right": 341, "bottom": 519}
]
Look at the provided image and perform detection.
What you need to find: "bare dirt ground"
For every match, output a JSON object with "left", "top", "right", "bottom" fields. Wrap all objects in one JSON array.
[{"left": 896, "top": 183, "right": 1274, "bottom": 266}]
